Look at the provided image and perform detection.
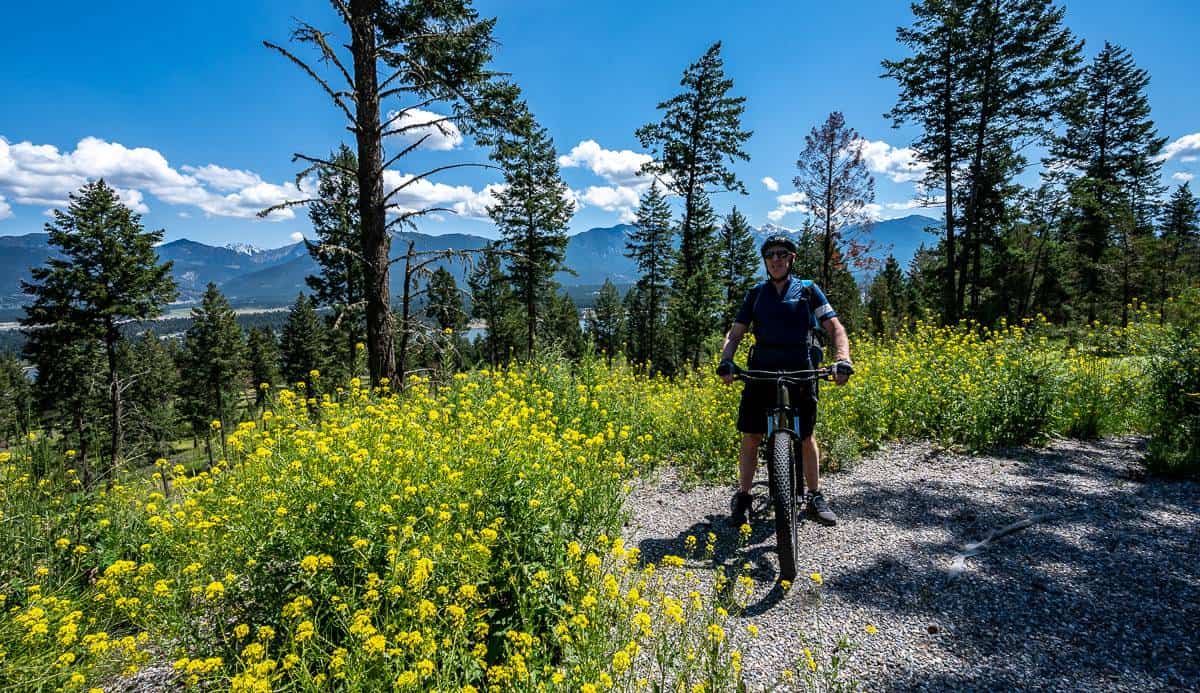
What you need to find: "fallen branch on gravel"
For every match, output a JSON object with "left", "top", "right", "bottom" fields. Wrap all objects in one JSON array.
[{"left": 946, "top": 513, "right": 1058, "bottom": 583}]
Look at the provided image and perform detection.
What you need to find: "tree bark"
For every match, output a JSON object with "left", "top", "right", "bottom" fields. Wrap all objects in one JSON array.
[
  {"left": 104, "top": 324, "right": 122, "bottom": 488},
  {"left": 351, "top": 0, "right": 397, "bottom": 386}
]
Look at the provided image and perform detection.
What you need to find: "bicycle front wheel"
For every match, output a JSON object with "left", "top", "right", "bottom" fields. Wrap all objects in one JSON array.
[{"left": 767, "top": 432, "right": 799, "bottom": 582}]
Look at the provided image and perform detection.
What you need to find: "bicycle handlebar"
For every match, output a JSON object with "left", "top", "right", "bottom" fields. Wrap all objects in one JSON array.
[{"left": 729, "top": 363, "right": 836, "bottom": 383}]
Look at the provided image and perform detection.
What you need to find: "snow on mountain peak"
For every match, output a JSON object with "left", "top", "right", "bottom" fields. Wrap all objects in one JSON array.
[{"left": 224, "top": 242, "right": 261, "bottom": 256}]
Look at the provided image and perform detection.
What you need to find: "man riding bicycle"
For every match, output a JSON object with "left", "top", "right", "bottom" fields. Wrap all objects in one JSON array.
[{"left": 717, "top": 234, "right": 853, "bottom": 527}]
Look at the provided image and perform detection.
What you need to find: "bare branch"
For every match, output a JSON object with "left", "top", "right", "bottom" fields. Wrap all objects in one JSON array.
[
  {"left": 308, "top": 241, "right": 368, "bottom": 265},
  {"left": 291, "top": 22, "right": 356, "bottom": 93},
  {"left": 381, "top": 115, "right": 458, "bottom": 139},
  {"left": 292, "top": 152, "right": 357, "bottom": 177},
  {"left": 257, "top": 197, "right": 319, "bottom": 219},
  {"left": 383, "top": 163, "right": 491, "bottom": 203},
  {"left": 381, "top": 134, "right": 435, "bottom": 170},
  {"left": 379, "top": 95, "right": 441, "bottom": 131},
  {"left": 263, "top": 41, "right": 356, "bottom": 123},
  {"left": 384, "top": 206, "right": 455, "bottom": 230}
]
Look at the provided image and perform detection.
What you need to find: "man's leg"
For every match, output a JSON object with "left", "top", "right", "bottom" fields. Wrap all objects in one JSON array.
[
  {"left": 800, "top": 435, "right": 837, "bottom": 525},
  {"left": 799, "top": 435, "right": 820, "bottom": 493},
  {"left": 729, "top": 433, "right": 762, "bottom": 526},
  {"left": 739, "top": 433, "right": 763, "bottom": 493}
]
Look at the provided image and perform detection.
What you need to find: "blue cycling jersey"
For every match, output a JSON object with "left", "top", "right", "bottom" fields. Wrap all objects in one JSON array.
[{"left": 733, "top": 278, "right": 836, "bottom": 369}]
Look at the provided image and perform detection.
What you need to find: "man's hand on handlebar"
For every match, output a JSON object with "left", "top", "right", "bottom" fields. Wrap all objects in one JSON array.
[
  {"left": 833, "top": 359, "right": 854, "bottom": 386},
  {"left": 716, "top": 358, "right": 736, "bottom": 385}
]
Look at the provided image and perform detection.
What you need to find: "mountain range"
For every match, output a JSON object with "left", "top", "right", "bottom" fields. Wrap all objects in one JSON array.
[{"left": 0, "top": 215, "right": 940, "bottom": 309}]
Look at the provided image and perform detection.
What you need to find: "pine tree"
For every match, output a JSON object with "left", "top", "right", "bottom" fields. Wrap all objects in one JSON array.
[
  {"left": 0, "top": 353, "right": 34, "bottom": 447},
  {"left": 637, "top": 41, "right": 751, "bottom": 367},
  {"left": 621, "top": 284, "right": 650, "bottom": 366},
  {"left": 544, "top": 291, "right": 584, "bottom": 360},
  {"left": 467, "top": 244, "right": 520, "bottom": 367},
  {"left": 425, "top": 266, "right": 467, "bottom": 332},
  {"left": 885, "top": 0, "right": 1081, "bottom": 323},
  {"left": 666, "top": 193, "right": 722, "bottom": 367},
  {"left": 716, "top": 207, "right": 759, "bottom": 332},
  {"left": 489, "top": 110, "right": 575, "bottom": 357},
  {"left": 305, "top": 143, "right": 366, "bottom": 384},
  {"left": 1159, "top": 183, "right": 1200, "bottom": 314},
  {"left": 265, "top": 0, "right": 518, "bottom": 385},
  {"left": 20, "top": 179, "right": 177, "bottom": 484},
  {"left": 625, "top": 183, "right": 674, "bottom": 369},
  {"left": 124, "top": 331, "right": 181, "bottom": 463},
  {"left": 793, "top": 112, "right": 877, "bottom": 288},
  {"left": 246, "top": 327, "right": 282, "bottom": 411},
  {"left": 280, "top": 293, "right": 327, "bottom": 392},
  {"left": 588, "top": 279, "right": 625, "bottom": 363},
  {"left": 30, "top": 339, "right": 109, "bottom": 484},
  {"left": 883, "top": 0, "right": 974, "bottom": 323},
  {"left": 866, "top": 256, "right": 909, "bottom": 335},
  {"left": 1048, "top": 42, "right": 1167, "bottom": 325},
  {"left": 179, "top": 283, "right": 247, "bottom": 467}
]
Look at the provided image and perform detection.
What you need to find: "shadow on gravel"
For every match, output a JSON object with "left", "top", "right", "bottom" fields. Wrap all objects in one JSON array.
[{"left": 827, "top": 439, "right": 1200, "bottom": 691}]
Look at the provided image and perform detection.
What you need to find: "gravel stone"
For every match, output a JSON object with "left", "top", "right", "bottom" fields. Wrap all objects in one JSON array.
[{"left": 622, "top": 436, "right": 1200, "bottom": 692}]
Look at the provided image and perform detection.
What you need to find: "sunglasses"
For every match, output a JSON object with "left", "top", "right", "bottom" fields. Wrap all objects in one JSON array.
[{"left": 762, "top": 249, "right": 794, "bottom": 260}]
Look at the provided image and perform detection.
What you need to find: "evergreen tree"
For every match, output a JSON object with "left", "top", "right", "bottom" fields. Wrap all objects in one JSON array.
[
  {"left": 587, "top": 279, "right": 625, "bottom": 362},
  {"left": 1048, "top": 42, "right": 1167, "bottom": 325},
  {"left": 265, "top": 0, "right": 519, "bottom": 385},
  {"left": 637, "top": 41, "right": 751, "bottom": 367},
  {"left": 31, "top": 339, "right": 109, "bottom": 484},
  {"left": 489, "top": 110, "right": 575, "bottom": 357},
  {"left": 179, "top": 283, "right": 247, "bottom": 467},
  {"left": 666, "top": 193, "right": 722, "bottom": 368},
  {"left": 0, "top": 353, "right": 34, "bottom": 447},
  {"left": 124, "top": 331, "right": 181, "bottom": 462},
  {"left": 280, "top": 293, "right": 327, "bottom": 392},
  {"left": 885, "top": 0, "right": 1081, "bottom": 323},
  {"left": 866, "top": 256, "right": 909, "bottom": 335},
  {"left": 1159, "top": 183, "right": 1200, "bottom": 314},
  {"left": 883, "top": 0, "right": 974, "bottom": 323},
  {"left": 621, "top": 284, "right": 650, "bottom": 365},
  {"left": 716, "top": 207, "right": 759, "bottom": 332},
  {"left": 425, "top": 266, "right": 467, "bottom": 332},
  {"left": 544, "top": 291, "right": 585, "bottom": 360},
  {"left": 246, "top": 327, "right": 282, "bottom": 411},
  {"left": 467, "top": 244, "right": 520, "bottom": 367},
  {"left": 305, "top": 143, "right": 366, "bottom": 385},
  {"left": 625, "top": 182, "right": 674, "bottom": 369},
  {"left": 793, "top": 111, "right": 877, "bottom": 288},
  {"left": 20, "top": 179, "right": 177, "bottom": 483}
]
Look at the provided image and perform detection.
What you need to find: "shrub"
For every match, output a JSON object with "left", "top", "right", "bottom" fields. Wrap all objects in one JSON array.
[{"left": 1145, "top": 327, "right": 1200, "bottom": 478}]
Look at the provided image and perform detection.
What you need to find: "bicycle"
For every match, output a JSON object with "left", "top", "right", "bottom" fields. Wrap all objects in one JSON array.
[{"left": 728, "top": 363, "right": 836, "bottom": 582}]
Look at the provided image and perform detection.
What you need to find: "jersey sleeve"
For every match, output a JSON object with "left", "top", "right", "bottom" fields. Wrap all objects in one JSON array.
[
  {"left": 733, "top": 286, "right": 758, "bottom": 326},
  {"left": 809, "top": 283, "right": 837, "bottom": 323}
]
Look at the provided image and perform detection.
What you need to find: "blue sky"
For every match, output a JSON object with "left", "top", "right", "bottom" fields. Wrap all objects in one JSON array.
[{"left": 1, "top": 0, "right": 1197, "bottom": 248}]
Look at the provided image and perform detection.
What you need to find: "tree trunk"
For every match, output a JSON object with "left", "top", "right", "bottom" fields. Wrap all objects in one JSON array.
[
  {"left": 104, "top": 326, "right": 122, "bottom": 488},
  {"left": 941, "top": 36, "right": 958, "bottom": 325},
  {"left": 351, "top": 0, "right": 396, "bottom": 386},
  {"left": 398, "top": 243, "right": 413, "bottom": 388}
]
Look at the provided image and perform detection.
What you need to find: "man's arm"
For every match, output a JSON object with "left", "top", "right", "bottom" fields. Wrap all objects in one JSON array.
[
  {"left": 822, "top": 316, "right": 850, "bottom": 363},
  {"left": 718, "top": 322, "right": 749, "bottom": 384},
  {"left": 822, "top": 316, "right": 852, "bottom": 385}
]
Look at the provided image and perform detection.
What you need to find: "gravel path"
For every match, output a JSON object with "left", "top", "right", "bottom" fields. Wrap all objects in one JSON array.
[{"left": 622, "top": 437, "right": 1200, "bottom": 692}]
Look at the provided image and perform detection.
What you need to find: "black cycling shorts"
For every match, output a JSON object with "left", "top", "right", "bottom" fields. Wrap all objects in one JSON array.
[{"left": 736, "top": 379, "right": 817, "bottom": 438}]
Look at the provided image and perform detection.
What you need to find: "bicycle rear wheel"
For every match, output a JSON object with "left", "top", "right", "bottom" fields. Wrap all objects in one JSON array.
[{"left": 767, "top": 431, "right": 799, "bottom": 582}]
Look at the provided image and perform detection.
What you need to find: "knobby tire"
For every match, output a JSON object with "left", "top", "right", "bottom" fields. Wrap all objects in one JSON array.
[{"left": 768, "top": 431, "right": 799, "bottom": 582}]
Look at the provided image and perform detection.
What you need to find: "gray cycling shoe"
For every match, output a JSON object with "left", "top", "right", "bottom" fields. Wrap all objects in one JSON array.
[
  {"left": 806, "top": 490, "right": 838, "bottom": 526},
  {"left": 728, "top": 491, "right": 753, "bottom": 527}
]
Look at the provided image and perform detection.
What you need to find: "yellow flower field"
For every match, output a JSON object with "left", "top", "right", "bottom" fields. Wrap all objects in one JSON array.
[{"left": 0, "top": 317, "right": 1159, "bottom": 691}]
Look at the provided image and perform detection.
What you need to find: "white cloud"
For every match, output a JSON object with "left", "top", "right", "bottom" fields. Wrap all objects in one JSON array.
[
  {"left": 0, "top": 195, "right": 11, "bottom": 220},
  {"left": 0, "top": 136, "right": 301, "bottom": 221},
  {"left": 381, "top": 170, "right": 501, "bottom": 222},
  {"left": 290, "top": 231, "right": 305, "bottom": 243},
  {"left": 383, "top": 109, "right": 463, "bottom": 151},
  {"left": 863, "top": 203, "right": 883, "bottom": 221},
  {"left": 578, "top": 185, "right": 641, "bottom": 223},
  {"left": 1172, "top": 172, "right": 1194, "bottom": 183},
  {"left": 178, "top": 211, "right": 191, "bottom": 218},
  {"left": 558, "top": 140, "right": 654, "bottom": 187},
  {"left": 182, "top": 164, "right": 263, "bottom": 192},
  {"left": 853, "top": 138, "right": 927, "bottom": 183},
  {"left": 1158, "top": 133, "right": 1200, "bottom": 162},
  {"left": 1183, "top": 156, "right": 1198, "bottom": 163},
  {"left": 762, "top": 176, "right": 779, "bottom": 192},
  {"left": 767, "top": 191, "right": 809, "bottom": 222}
]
